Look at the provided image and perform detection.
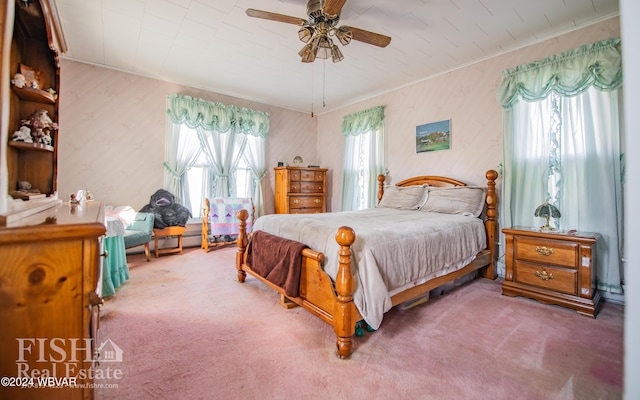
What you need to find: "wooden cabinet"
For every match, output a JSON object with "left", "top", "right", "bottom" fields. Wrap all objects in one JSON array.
[
  {"left": 502, "top": 227, "right": 601, "bottom": 317},
  {"left": 1, "top": 0, "right": 66, "bottom": 211},
  {"left": 274, "top": 167, "right": 327, "bottom": 214},
  {"left": 0, "top": 201, "right": 106, "bottom": 400}
]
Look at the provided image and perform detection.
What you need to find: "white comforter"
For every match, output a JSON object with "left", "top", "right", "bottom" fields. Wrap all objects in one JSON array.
[{"left": 252, "top": 208, "right": 486, "bottom": 329}]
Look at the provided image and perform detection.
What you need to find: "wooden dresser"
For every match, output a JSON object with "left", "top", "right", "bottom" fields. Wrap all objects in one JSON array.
[
  {"left": 0, "top": 201, "right": 106, "bottom": 400},
  {"left": 274, "top": 167, "right": 327, "bottom": 214},
  {"left": 502, "top": 227, "right": 601, "bottom": 317}
]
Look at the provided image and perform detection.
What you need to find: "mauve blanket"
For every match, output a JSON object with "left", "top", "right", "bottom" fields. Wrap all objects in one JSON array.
[{"left": 247, "top": 230, "right": 308, "bottom": 297}]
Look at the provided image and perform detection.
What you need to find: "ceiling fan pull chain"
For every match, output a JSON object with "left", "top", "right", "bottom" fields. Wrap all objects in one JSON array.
[
  {"left": 323, "top": 59, "right": 327, "bottom": 108},
  {"left": 311, "top": 63, "right": 315, "bottom": 117}
]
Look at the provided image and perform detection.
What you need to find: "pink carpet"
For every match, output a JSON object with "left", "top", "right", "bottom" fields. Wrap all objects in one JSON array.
[{"left": 96, "top": 247, "right": 623, "bottom": 400}]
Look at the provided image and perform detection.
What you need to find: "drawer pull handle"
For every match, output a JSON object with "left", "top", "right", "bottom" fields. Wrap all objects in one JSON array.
[
  {"left": 314, "top": 199, "right": 321, "bottom": 204},
  {"left": 535, "top": 246, "right": 554, "bottom": 256},
  {"left": 293, "top": 199, "right": 300, "bottom": 204},
  {"left": 535, "top": 270, "right": 554, "bottom": 281}
]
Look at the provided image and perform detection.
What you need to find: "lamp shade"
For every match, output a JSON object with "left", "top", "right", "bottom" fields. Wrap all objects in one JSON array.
[
  {"left": 534, "top": 201, "right": 561, "bottom": 230},
  {"left": 292, "top": 155, "right": 303, "bottom": 164},
  {"left": 298, "top": 26, "right": 314, "bottom": 43},
  {"left": 316, "top": 36, "right": 332, "bottom": 59}
]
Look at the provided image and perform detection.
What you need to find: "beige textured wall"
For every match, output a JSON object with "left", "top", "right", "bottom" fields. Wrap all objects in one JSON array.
[
  {"left": 58, "top": 17, "right": 619, "bottom": 214},
  {"left": 317, "top": 17, "right": 620, "bottom": 211},
  {"left": 58, "top": 61, "right": 316, "bottom": 213}
]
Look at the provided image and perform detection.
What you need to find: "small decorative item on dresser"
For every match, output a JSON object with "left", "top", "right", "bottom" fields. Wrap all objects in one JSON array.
[
  {"left": 292, "top": 155, "right": 303, "bottom": 165},
  {"left": 502, "top": 227, "right": 601, "bottom": 317},
  {"left": 534, "top": 200, "right": 561, "bottom": 230}
]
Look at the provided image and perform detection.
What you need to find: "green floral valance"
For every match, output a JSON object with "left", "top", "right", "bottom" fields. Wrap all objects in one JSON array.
[
  {"left": 497, "top": 38, "right": 622, "bottom": 110},
  {"left": 167, "top": 94, "right": 270, "bottom": 137},
  {"left": 342, "top": 106, "right": 385, "bottom": 136}
]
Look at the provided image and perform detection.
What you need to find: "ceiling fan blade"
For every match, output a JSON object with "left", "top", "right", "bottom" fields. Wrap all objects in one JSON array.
[
  {"left": 322, "top": 0, "right": 347, "bottom": 17},
  {"left": 246, "top": 9, "right": 307, "bottom": 26},
  {"left": 344, "top": 26, "right": 391, "bottom": 48}
]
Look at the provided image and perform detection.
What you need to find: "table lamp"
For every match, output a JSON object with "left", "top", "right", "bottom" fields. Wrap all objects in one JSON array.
[{"left": 534, "top": 201, "right": 561, "bottom": 231}]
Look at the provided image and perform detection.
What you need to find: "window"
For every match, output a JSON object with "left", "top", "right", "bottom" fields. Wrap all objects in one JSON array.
[
  {"left": 164, "top": 94, "right": 269, "bottom": 221},
  {"left": 179, "top": 127, "right": 255, "bottom": 219},
  {"left": 498, "top": 39, "right": 624, "bottom": 294},
  {"left": 340, "top": 106, "right": 386, "bottom": 211}
]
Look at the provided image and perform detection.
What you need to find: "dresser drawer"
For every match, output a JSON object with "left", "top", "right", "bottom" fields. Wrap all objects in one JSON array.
[
  {"left": 290, "top": 208, "right": 324, "bottom": 214},
  {"left": 300, "top": 170, "right": 324, "bottom": 182},
  {"left": 289, "top": 196, "right": 324, "bottom": 209},
  {"left": 514, "top": 237, "right": 578, "bottom": 268},
  {"left": 290, "top": 170, "right": 301, "bottom": 181},
  {"left": 299, "top": 181, "right": 324, "bottom": 193},
  {"left": 515, "top": 261, "right": 577, "bottom": 295}
]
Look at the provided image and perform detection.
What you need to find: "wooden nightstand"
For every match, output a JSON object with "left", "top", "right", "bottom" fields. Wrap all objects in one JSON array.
[{"left": 502, "top": 227, "right": 601, "bottom": 317}]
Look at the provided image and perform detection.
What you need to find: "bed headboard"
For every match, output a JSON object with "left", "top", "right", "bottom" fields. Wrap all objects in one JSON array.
[
  {"left": 376, "top": 170, "right": 498, "bottom": 279},
  {"left": 376, "top": 174, "right": 466, "bottom": 204},
  {"left": 395, "top": 175, "right": 467, "bottom": 187}
]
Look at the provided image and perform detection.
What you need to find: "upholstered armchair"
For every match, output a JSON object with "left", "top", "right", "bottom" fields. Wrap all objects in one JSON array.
[{"left": 123, "top": 212, "right": 155, "bottom": 261}]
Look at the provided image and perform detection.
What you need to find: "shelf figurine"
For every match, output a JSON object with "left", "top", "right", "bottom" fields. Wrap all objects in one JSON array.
[
  {"left": 11, "top": 73, "right": 26, "bottom": 88},
  {"left": 11, "top": 126, "right": 33, "bottom": 143}
]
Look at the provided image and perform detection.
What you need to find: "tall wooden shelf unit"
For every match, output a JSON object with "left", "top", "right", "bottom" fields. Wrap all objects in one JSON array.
[{"left": 2, "top": 0, "right": 66, "bottom": 215}]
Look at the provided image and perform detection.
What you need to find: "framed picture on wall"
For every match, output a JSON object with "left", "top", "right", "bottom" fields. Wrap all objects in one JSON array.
[{"left": 416, "top": 119, "right": 451, "bottom": 153}]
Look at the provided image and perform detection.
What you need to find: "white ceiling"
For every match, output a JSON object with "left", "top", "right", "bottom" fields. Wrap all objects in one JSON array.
[{"left": 55, "top": 0, "right": 619, "bottom": 114}]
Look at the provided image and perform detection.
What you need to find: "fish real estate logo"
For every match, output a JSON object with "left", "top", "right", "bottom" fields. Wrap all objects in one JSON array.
[{"left": 4, "top": 337, "right": 125, "bottom": 388}]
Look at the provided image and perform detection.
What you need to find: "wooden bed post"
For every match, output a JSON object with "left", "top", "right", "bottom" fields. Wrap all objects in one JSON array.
[
  {"left": 482, "top": 169, "right": 498, "bottom": 279},
  {"left": 201, "top": 198, "right": 211, "bottom": 251},
  {"left": 377, "top": 174, "right": 386, "bottom": 204},
  {"left": 236, "top": 209, "right": 249, "bottom": 283},
  {"left": 334, "top": 226, "right": 356, "bottom": 359}
]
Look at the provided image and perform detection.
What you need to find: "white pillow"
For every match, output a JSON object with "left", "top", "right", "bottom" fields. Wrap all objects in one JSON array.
[
  {"left": 420, "top": 186, "right": 486, "bottom": 217},
  {"left": 377, "top": 184, "right": 429, "bottom": 210}
]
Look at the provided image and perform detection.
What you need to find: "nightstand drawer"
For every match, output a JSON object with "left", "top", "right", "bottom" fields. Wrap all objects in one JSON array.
[
  {"left": 515, "top": 237, "right": 578, "bottom": 268},
  {"left": 515, "top": 261, "right": 577, "bottom": 295},
  {"left": 289, "top": 196, "right": 324, "bottom": 209}
]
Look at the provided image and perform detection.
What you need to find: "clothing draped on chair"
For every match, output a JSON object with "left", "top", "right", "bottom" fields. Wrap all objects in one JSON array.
[{"left": 497, "top": 38, "right": 624, "bottom": 294}]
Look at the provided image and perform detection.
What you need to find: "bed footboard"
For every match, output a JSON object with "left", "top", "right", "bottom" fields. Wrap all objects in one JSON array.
[
  {"left": 234, "top": 169, "right": 498, "bottom": 359},
  {"left": 235, "top": 210, "right": 359, "bottom": 359}
]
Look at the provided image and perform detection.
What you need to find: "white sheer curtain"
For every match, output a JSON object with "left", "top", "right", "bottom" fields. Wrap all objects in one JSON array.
[
  {"left": 197, "top": 126, "right": 246, "bottom": 198},
  {"left": 162, "top": 123, "right": 202, "bottom": 205},
  {"left": 341, "top": 106, "right": 386, "bottom": 211},
  {"left": 164, "top": 94, "right": 269, "bottom": 218},
  {"left": 499, "top": 38, "right": 624, "bottom": 294},
  {"left": 242, "top": 134, "right": 267, "bottom": 217}
]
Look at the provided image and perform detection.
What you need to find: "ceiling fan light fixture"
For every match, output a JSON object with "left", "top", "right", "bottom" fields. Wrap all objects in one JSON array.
[
  {"left": 331, "top": 45, "right": 344, "bottom": 63},
  {"left": 335, "top": 26, "right": 352, "bottom": 46},
  {"left": 298, "top": 26, "right": 314, "bottom": 43},
  {"left": 316, "top": 36, "right": 333, "bottom": 59},
  {"left": 299, "top": 43, "right": 316, "bottom": 63}
]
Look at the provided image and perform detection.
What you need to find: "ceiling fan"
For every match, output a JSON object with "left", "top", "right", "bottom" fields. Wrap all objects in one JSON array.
[{"left": 246, "top": 0, "right": 391, "bottom": 63}]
